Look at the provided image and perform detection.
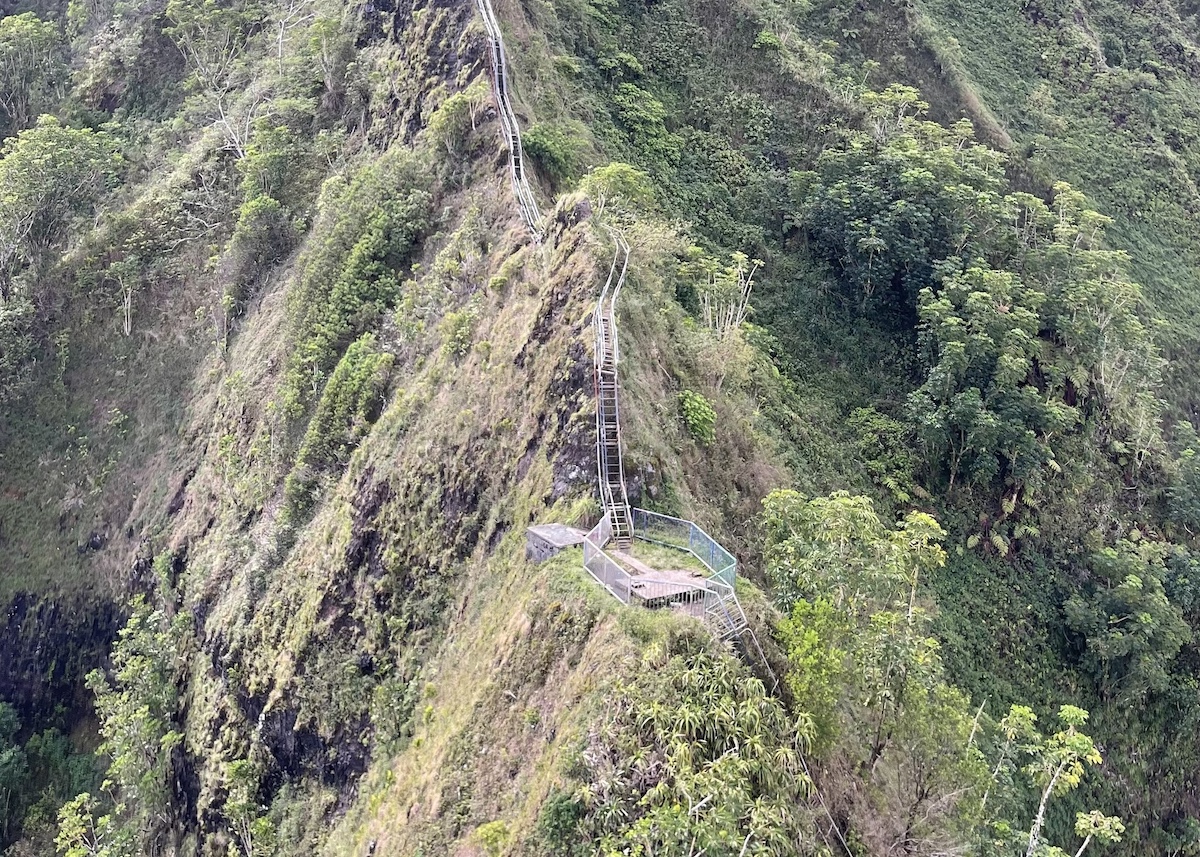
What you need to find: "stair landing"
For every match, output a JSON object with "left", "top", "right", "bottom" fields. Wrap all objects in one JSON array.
[{"left": 610, "top": 551, "right": 709, "bottom": 602}]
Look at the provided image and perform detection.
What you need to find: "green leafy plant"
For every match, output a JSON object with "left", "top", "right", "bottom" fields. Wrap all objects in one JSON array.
[
  {"left": 677, "top": 389, "right": 716, "bottom": 445},
  {"left": 577, "top": 162, "right": 655, "bottom": 220},
  {"left": 59, "top": 598, "right": 187, "bottom": 855},
  {"left": 476, "top": 820, "right": 509, "bottom": 857},
  {"left": 1064, "top": 540, "right": 1191, "bottom": 703},
  {"left": 847, "top": 407, "right": 920, "bottom": 504},
  {"left": 523, "top": 123, "right": 585, "bottom": 185},
  {"left": 0, "top": 116, "right": 121, "bottom": 299},
  {"left": 427, "top": 79, "right": 489, "bottom": 159},
  {"left": 440, "top": 301, "right": 480, "bottom": 359},
  {"left": 283, "top": 151, "right": 430, "bottom": 410},
  {"left": 284, "top": 332, "right": 394, "bottom": 514},
  {"left": 0, "top": 13, "right": 64, "bottom": 134},
  {"left": 574, "top": 647, "right": 811, "bottom": 855}
]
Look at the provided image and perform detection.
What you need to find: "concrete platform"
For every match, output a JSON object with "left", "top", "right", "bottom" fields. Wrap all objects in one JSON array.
[{"left": 526, "top": 523, "right": 588, "bottom": 562}]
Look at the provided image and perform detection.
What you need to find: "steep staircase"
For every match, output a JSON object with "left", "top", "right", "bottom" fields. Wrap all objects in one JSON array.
[
  {"left": 473, "top": 0, "right": 772, "bottom": 687},
  {"left": 475, "top": 0, "right": 543, "bottom": 238},
  {"left": 582, "top": 234, "right": 773, "bottom": 686},
  {"left": 594, "top": 232, "right": 633, "bottom": 548}
]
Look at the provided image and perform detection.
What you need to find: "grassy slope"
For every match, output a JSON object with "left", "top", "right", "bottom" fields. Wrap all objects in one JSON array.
[
  {"left": 4, "top": 0, "right": 1197, "bottom": 851},
  {"left": 163, "top": 181, "right": 789, "bottom": 854},
  {"left": 3, "top": 0, "right": 801, "bottom": 851}
]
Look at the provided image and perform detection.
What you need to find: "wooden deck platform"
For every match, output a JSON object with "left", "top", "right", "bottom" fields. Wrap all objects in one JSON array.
[{"left": 611, "top": 550, "right": 710, "bottom": 613}]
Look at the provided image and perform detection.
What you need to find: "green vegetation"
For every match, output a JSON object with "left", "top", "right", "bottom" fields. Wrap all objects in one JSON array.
[
  {"left": 563, "top": 646, "right": 812, "bottom": 856},
  {"left": 66, "top": 598, "right": 187, "bottom": 855},
  {"left": 677, "top": 389, "right": 716, "bottom": 445},
  {"left": 0, "top": 117, "right": 119, "bottom": 401},
  {"left": 283, "top": 332, "right": 394, "bottom": 515},
  {"left": 0, "top": 13, "right": 64, "bottom": 137},
  {"left": 523, "top": 123, "right": 585, "bottom": 186},
  {"left": 283, "top": 152, "right": 430, "bottom": 410},
  {"left": 2, "top": 0, "right": 1200, "bottom": 854}
]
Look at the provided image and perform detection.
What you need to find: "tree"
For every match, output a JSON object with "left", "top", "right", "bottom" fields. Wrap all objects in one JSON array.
[
  {"left": 0, "top": 702, "right": 29, "bottom": 841},
  {"left": 797, "top": 86, "right": 1162, "bottom": 506},
  {"left": 165, "top": 0, "right": 268, "bottom": 157},
  {"left": 578, "top": 162, "right": 656, "bottom": 221},
  {"left": 763, "top": 491, "right": 988, "bottom": 854},
  {"left": 0, "top": 117, "right": 121, "bottom": 300},
  {"left": 1068, "top": 810, "right": 1125, "bottom": 857},
  {"left": 907, "top": 264, "right": 1078, "bottom": 492},
  {"left": 55, "top": 793, "right": 133, "bottom": 857},
  {"left": 222, "top": 759, "right": 275, "bottom": 857},
  {"left": 1064, "top": 540, "right": 1191, "bottom": 703},
  {"left": 426, "top": 79, "right": 489, "bottom": 161},
  {"left": 792, "top": 85, "right": 1005, "bottom": 316},
  {"left": 982, "top": 704, "right": 1123, "bottom": 857},
  {"left": 1007, "top": 185, "right": 1163, "bottom": 464},
  {"left": 523, "top": 123, "right": 585, "bottom": 185},
  {"left": 271, "top": 0, "right": 316, "bottom": 72},
  {"left": 0, "top": 14, "right": 64, "bottom": 135},
  {"left": 577, "top": 649, "right": 812, "bottom": 856},
  {"left": 901, "top": 181, "right": 1162, "bottom": 502},
  {"left": 678, "top": 248, "right": 763, "bottom": 341},
  {"left": 1024, "top": 706, "right": 1102, "bottom": 857},
  {"left": 762, "top": 490, "right": 945, "bottom": 620},
  {"left": 66, "top": 598, "right": 187, "bottom": 855}
]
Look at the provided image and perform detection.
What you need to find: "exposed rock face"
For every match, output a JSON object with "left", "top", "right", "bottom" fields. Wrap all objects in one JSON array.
[{"left": 0, "top": 592, "right": 123, "bottom": 727}]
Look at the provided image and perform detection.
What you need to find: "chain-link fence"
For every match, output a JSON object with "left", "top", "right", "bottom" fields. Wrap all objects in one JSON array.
[{"left": 630, "top": 508, "right": 736, "bottom": 588}]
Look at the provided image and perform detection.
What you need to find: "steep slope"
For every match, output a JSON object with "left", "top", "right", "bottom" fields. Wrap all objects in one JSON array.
[
  {"left": 1, "top": 0, "right": 806, "bottom": 854},
  {"left": 4, "top": 0, "right": 1200, "bottom": 854}
]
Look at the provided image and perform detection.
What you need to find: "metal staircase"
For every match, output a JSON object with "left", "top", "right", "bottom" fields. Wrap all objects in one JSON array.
[
  {"left": 579, "top": 238, "right": 776, "bottom": 689},
  {"left": 475, "top": 0, "right": 543, "bottom": 238},
  {"left": 594, "top": 232, "right": 633, "bottom": 548}
]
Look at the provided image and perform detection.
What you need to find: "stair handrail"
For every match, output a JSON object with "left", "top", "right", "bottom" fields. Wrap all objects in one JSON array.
[
  {"left": 593, "top": 230, "right": 633, "bottom": 532},
  {"left": 604, "top": 228, "right": 630, "bottom": 365},
  {"left": 583, "top": 511, "right": 634, "bottom": 604},
  {"left": 474, "top": 0, "right": 544, "bottom": 237},
  {"left": 594, "top": 238, "right": 621, "bottom": 370}
]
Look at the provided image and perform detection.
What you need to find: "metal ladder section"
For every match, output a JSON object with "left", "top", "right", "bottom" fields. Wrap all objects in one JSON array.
[
  {"left": 709, "top": 585, "right": 777, "bottom": 691},
  {"left": 474, "top": 0, "right": 543, "bottom": 238},
  {"left": 594, "top": 232, "right": 633, "bottom": 549}
]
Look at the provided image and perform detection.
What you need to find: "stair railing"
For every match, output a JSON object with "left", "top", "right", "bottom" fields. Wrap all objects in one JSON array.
[
  {"left": 474, "top": 0, "right": 544, "bottom": 237},
  {"left": 593, "top": 230, "right": 633, "bottom": 545}
]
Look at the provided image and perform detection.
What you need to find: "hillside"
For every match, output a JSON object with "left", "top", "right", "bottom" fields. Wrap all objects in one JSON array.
[{"left": 0, "top": 0, "right": 1198, "bottom": 855}]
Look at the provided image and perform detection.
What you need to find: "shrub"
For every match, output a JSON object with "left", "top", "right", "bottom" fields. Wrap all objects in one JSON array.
[
  {"left": 221, "top": 194, "right": 294, "bottom": 304},
  {"left": 535, "top": 791, "right": 586, "bottom": 856},
  {"left": 284, "top": 333, "right": 394, "bottom": 513},
  {"left": 523, "top": 123, "right": 585, "bottom": 185},
  {"left": 476, "top": 820, "right": 509, "bottom": 857},
  {"left": 284, "top": 151, "right": 430, "bottom": 409},
  {"left": 752, "top": 29, "right": 783, "bottom": 51},
  {"left": 847, "top": 406, "right": 919, "bottom": 504},
  {"left": 440, "top": 301, "right": 480, "bottom": 359},
  {"left": 237, "top": 115, "right": 311, "bottom": 206},
  {"left": 427, "top": 79, "right": 488, "bottom": 158},
  {"left": 609, "top": 83, "right": 678, "bottom": 167},
  {"left": 578, "top": 162, "right": 655, "bottom": 219},
  {"left": 678, "top": 389, "right": 716, "bottom": 445}
]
